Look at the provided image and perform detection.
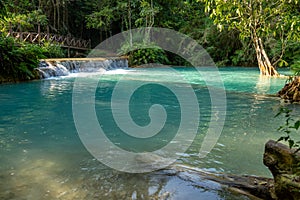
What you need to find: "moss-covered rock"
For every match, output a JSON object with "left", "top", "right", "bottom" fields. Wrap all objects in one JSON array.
[{"left": 263, "top": 140, "right": 300, "bottom": 200}]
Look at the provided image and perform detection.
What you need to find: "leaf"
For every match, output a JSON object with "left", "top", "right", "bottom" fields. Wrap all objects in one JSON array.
[
  {"left": 274, "top": 112, "right": 282, "bottom": 118},
  {"left": 278, "top": 136, "right": 285, "bottom": 142},
  {"left": 289, "top": 139, "right": 295, "bottom": 148},
  {"left": 277, "top": 136, "right": 289, "bottom": 142},
  {"left": 294, "top": 121, "right": 300, "bottom": 130},
  {"left": 277, "top": 126, "right": 284, "bottom": 131},
  {"left": 278, "top": 59, "right": 288, "bottom": 67}
]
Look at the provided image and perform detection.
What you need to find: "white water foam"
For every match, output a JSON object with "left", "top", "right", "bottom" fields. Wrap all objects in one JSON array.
[{"left": 37, "top": 59, "right": 128, "bottom": 79}]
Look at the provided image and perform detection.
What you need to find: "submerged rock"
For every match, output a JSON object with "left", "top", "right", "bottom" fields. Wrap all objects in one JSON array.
[
  {"left": 263, "top": 140, "right": 300, "bottom": 200},
  {"left": 166, "top": 165, "right": 274, "bottom": 200}
]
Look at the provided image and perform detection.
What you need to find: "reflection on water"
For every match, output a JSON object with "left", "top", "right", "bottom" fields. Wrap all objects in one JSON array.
[
  {"left": 0, "top": 67, "right": 297, "bottom": 199},
  {"left": 0, "top": 154, "right": 250, "bottom": 200},
  {"left": 255, "top": 75, "right": 271, "bottom": 94}
]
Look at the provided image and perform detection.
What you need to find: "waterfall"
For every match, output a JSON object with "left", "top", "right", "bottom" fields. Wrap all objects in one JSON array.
[{"left": 37, "top": 58, "right": 128, "bottom": 79}]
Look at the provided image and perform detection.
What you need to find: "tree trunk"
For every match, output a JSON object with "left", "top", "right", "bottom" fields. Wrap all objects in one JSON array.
[
  {"left": 57, "top": 0, "right": 60, "bottom": 31},
  {"left": 51, "top": 0, "right": 56, "bottom": 30},
  {"left": 253, "top": 35, "right": 279, "bottom": 76},
  {"left": 128, "top": 0, "right": 132, "bottom": 47}
]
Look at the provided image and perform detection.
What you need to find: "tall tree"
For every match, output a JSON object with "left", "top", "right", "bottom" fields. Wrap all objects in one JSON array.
[
  {"left": 87, "top": 7, "right": 114, "bottom": 40},
  {"left": 202, "top": 0, "right": 300, "bottom": 76}
]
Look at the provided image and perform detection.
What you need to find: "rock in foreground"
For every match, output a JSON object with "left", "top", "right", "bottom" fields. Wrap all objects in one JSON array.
[{"left": 264, "top": 140, "right": 300, "bottom": 200}]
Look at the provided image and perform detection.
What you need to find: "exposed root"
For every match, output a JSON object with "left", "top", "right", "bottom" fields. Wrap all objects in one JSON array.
[{"left": 278, "top": 76, "right": 300, "bottom": 103}]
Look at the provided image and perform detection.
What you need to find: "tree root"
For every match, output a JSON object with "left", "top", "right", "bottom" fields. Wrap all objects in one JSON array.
[{"left": 278, "top": 76, "right": 300, "bottom": 103}]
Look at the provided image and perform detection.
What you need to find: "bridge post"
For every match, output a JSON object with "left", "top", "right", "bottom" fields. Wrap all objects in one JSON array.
[
  {"left": 38, "top": 23, "right": 41, "bottom": 44},
  {"left": 9, "top": 22, "right": 13, "bottom": 36},
  {"left": 9, "top": 22, "right": 12, "bottom": 35},
  {"left": 68, "top": 48, "right": 70, "bottom": 58},
  {"left": 47, "top": 26, "right": 50, "bottom": 40},
  {"left": 18, "top": 23, "right": 23, "bottom": 41},
  {"left": 88, "top": 39, "right": 91, "bottom": 49}
]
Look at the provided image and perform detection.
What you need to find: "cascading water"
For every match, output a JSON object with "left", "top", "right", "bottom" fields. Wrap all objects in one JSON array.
[{"left": 37, "top": 58, "right": 128, "bottom": 78}]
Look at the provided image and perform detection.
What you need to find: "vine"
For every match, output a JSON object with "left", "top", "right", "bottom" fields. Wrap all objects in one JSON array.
[{"left": 275, "top": 107, "right": 300, "bottom": 151}]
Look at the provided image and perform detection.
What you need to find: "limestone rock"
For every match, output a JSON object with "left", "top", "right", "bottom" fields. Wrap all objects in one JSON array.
[{"left": 263, "top": 140, "right": 300, "bottom": 200}]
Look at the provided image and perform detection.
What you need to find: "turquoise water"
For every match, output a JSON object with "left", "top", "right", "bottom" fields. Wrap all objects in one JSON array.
[{"left": 0, "top": 67, "right": 299, "bottom": 199}]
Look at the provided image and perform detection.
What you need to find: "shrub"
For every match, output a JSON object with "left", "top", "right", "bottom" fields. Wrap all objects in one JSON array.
[
  {"left": 41, "top": 42, "right": 65, "bottom": 58},
  {"left": 275, "top": 107, "right": 300, "bottom": 151},
  {"left": 119, "top": 42, "right": 169, "bottom": 66},
  {"left": 0, "top": 35, "right": 65, "bottom": 82}
]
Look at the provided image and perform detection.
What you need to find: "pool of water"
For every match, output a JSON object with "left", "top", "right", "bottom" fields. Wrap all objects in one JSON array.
[{"left": 0, "top": 67, "right": 299, "bottom": 199}]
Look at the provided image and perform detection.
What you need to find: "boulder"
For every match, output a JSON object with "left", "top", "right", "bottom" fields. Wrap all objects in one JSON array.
[{"left": 263, "top": 140, "right": 300, "bottom": 200}]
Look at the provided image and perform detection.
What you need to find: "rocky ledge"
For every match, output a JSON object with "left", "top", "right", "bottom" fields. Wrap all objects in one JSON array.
[
  {"left": 264, "top": 140, "right": 300, "bottom": 200},
  {"left": 167, "top": 140, "right": 300, "bottom": 200}
]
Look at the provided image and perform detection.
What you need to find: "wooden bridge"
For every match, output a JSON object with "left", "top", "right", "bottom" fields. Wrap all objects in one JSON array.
[{"left": 6, "top": 29, "right": 91, "bottom": 51}]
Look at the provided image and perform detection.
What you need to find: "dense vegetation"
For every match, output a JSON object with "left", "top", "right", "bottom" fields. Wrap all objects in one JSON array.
[
  {"left": 0, "top": 1, "right": 64, "bottom": 82},
  {"left": 0, "top": 35, "right": 64, "bottom": 83},
  {"left": 1, "top": 0, "right": 300, "bottom": 81},
  {"left": 203, "top": 0, "right": 300, "bottom": 76},
  {"left": 276, "top": 107, "right": 300, "bottom": 150}
]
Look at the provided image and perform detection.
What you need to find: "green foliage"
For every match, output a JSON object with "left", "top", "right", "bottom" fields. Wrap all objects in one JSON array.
[
  {"left": 0, "top": 36, "right": 40, "bottom": 81},
  {"left": 177, "top": 1, "right": 253, "bottom": 66},
  {"left": 27, "top": 9, "right": 48, "bottom": 26},
  {"left": 166, "top": 52, "right": 191, "bottom": 66},
  {"left": 86, "top": 6, "right": 115, "bottom": 31},
  {"left": 2, "top": 0, "right": 300, "bottom": 69},
  {"left": 202, "top": 0, "right": 300, "bottom": 40},
  {"left": 120, "top": 42, "right": 169, "bottom": 66},
  {"left": 206, "top": 27, "right": 248, "bottom": 66},
  {"left": 291, "top": 61, "right": 300, "bottom": 76},
  {"left": 4, "top": 0, "right": 37, "bottom": 13},
  {"left": 275, "top": 107, "right": 300, "bottom": 151},
  {"left": 135, "top": 0, "right": 160, "bottom": 27},
  {"left": 0, "top": 9, "right": 48, "bottom": 33},
  {"left": 0, "top": 35, "right": 65, "bottom": 82},
  {"left": 202, "top": 0, "right": 300, "bottom": 68},
  {"left": 154, "top": 0, "right": 185, "bottom": 29},
  {"left": 282, "top": 41, "right": 300, "bottom": 74},
  {"left": 129, "top": 48, "right": 169, "bottom": 66},
  {"left": 41, "top": 42, "right": 65, "bottom": 58},
  {"left": 0, "top": 1, "right": 6, "bottom": 18}
]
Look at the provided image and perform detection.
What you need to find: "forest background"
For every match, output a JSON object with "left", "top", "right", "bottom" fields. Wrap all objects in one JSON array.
[{"left": 1, "top": 0, "right": 300, "bottom": 81}]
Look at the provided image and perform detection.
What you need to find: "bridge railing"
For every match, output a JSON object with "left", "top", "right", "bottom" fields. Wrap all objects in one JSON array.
[{"left": 6, "top": 31, "right": 91, "bottom": 50}]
